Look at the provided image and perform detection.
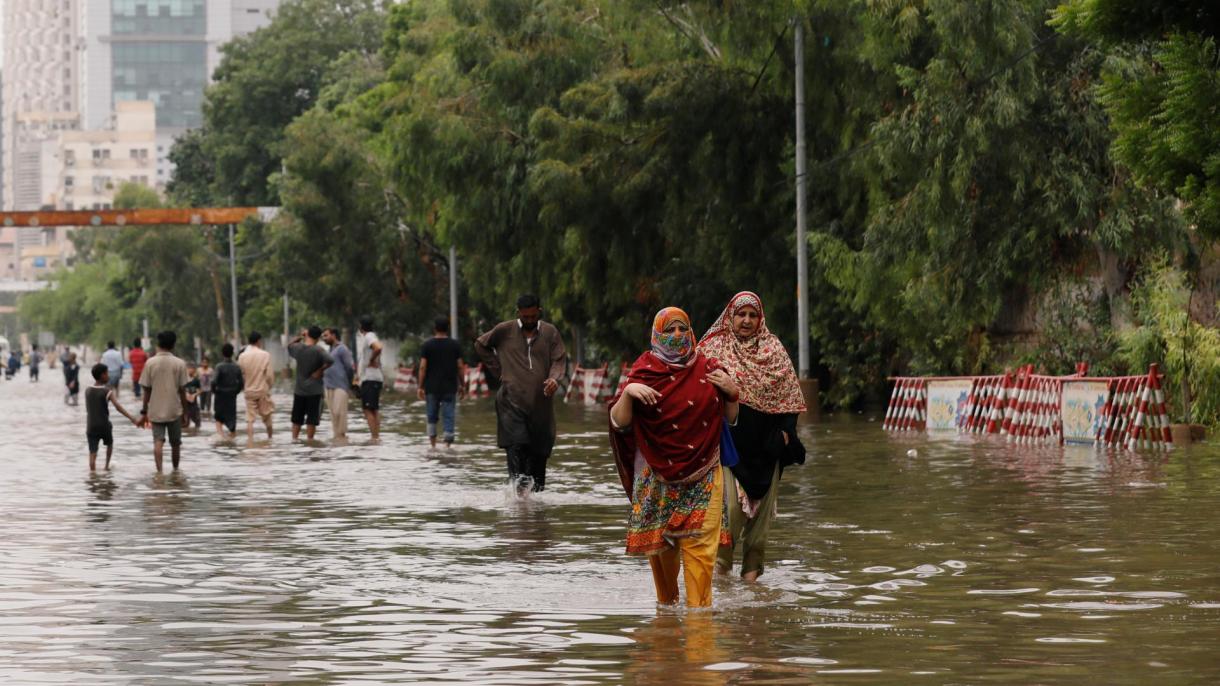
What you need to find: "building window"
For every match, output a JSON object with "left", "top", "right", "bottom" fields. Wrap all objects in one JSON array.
[
  {"left": 64, "top": 176, "right": 74, "bottom": 187},
  {"left": 111, "top": 41, "right": 208, "bottom": 129}
]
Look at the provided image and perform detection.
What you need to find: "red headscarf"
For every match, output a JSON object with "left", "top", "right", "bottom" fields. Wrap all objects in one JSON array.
[
  {"left": 609, "top": 308, "right": 725, "bottom": 497},
  {"left": 699, "top": 291, "right": 806, "bottom": 414}
]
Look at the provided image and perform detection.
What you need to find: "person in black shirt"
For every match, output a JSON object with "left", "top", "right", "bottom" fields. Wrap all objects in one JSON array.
[
  {"left": 85, "top": 363, "right": 138, "bottom": 470},
  {"left": 63, "top": 352, "right": 80, "bottom": 406},
  {"left": 418, "top": 316, "right": 466, "bottom": 449},
  {"left": 211, "top": 343, "right": 244, "bottom": 439}
]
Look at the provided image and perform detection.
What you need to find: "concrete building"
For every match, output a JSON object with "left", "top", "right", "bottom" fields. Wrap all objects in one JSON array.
[
  {"left": 1, "top": 0, "right": 83, "bottom": 211},
  {"left": 55, "top": 100, "right": 158, "bottom": 211},
  {"left": 81, "top": 0, "right": 281, "bottom": 184}
]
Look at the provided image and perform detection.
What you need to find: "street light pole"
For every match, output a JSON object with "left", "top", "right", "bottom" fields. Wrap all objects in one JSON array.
[
  {"left": 228, "top": 224, "right": 240, "bottom": 345},
  {"left": 449, "top": 245, "right": 458, "bottom": 340},
  {"left": 794, "top": 19, "right": 810, "bottom": 379}
]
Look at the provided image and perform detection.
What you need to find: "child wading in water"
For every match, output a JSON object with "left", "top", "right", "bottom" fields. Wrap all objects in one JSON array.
[
  {"left": 64, "top": 353, "right": 81, "bottom": 406},
  {"left": 86, "top": 363, "right": 138, "bottom": 470},
  {"left": 184, "top": 363, "right": 202, "bottom": 430}
]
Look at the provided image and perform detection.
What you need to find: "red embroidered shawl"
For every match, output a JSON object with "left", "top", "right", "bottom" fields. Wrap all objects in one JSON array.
[{"left": 608, "top": 350, "right": 724, "bottom": 497}]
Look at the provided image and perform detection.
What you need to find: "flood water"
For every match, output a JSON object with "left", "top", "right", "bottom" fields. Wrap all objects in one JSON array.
[{"left": 3, "top": 370, "right": 1220, "bottom": 684}]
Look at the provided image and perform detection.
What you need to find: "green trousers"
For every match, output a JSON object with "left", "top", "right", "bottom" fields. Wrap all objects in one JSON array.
[{"left": 717, "top": 462, "right": 780, "bottom": 577}]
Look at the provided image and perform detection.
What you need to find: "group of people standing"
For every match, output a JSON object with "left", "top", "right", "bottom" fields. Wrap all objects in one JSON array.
[{"left": 74, "top": 317, "right": 394, "bottom": 472}]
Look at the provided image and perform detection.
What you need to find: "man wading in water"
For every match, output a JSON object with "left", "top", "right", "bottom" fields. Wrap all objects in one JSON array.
[{"left": 475, "top": 294, "right": 567, "bottom": 494}]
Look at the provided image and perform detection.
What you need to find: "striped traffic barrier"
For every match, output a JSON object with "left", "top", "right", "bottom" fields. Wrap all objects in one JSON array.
[
  {"left": 885, "top": 363, "right": 1169, "bottom": 451},
  {"left": 464, "top": 364, "right": 490, "bottom": 398},
  {"left": 393, "top": 366, "right": 418, "bottom": 395}
]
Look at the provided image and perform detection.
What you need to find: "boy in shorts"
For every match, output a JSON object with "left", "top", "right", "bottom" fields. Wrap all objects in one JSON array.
[{"left": 86, "top": 363, "right": 138, "bottom": 470}]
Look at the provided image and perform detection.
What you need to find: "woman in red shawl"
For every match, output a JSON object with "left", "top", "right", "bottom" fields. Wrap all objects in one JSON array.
[
  {"left": 698, "top": 291, "right": 807, "bottom": 582},
  {"left": 609, "top": 307, "right": 740, "bottom": 608}
]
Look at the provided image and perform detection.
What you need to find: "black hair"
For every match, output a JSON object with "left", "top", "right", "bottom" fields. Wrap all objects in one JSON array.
[
  {"left": 156, "top": 330, "right": 177, "bottom": 350},
  {"left": 516, "top": 293, "right": 540, "bottom": 309},
  {"left": 307, "top": 325, "right": 323, "bottom": 340},
  {"left": 132, "top": 337, "right": 142, "bottom": 348},
  {"left": 107, "top": 341, "right": 116, "bottom": 349},
  {"left": 222, "top": 343, "right": 234, "bottom": 358},
  {"left": 324, "top": 326, "right": 341, "bottom": 337},
  {"left": 434, "top": 316, "right": 450, "bottom": 333},
  {"left": 248, "top": 331, "right": 262, "bottom": 345},
  {"left": 359, "top": 316, "right": 374, "bottom": 332},
  {"left": 91, "top": 363, "right": 108, "bottom": 381}
]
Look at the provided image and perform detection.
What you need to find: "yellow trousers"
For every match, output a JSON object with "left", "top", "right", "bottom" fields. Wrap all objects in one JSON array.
[{"left": 648, "top": 466, "right": 723, "bottom": 608}]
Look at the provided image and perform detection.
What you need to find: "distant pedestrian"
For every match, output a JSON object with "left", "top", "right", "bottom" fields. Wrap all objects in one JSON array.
[
  {"left": 475, "top": 294, "right": 568, "bottom": 493},
  {"left": 211, "top": 343, "right": 244, "bottom": 440},
  {"left": 287, "top": 326, "right": 333, "bottom": 441},
  {"left": 101, "top": 341, "right": 124, "bottom": 397},
  {"left": 198, "top": 356, "right": 214, "bottom": 416},
  {"left": 64, "top": 352, "right": 81, "bottom": 405},
  {"left": 129, "top": 338, "right": 148, "bottom": 399},
  {"left": 137, "top": 331, "right": 190, "bottom": 472},
  {"left": 419, "top": 316, "right": 466, "bottom": 449},
  {"left": 321, "top": 327, "right": 355, "bottom": 439},
  {"left": 238, "top": 331, "right": 275, "bottom": 442},
  {"left": 28, "top": 345, "right": 42, "bottom": 382},
  {"left": 184, "top": 363, "right": 203, "bottom": 429},
  {"left": 356, "top": 316, "right": 385, "bottom": 441},
  {"left": 6, "top": 350, "right": 19, "bottom": 380},
  {"left": 86, "top": 363, "right": 139, "bottom": 471}
]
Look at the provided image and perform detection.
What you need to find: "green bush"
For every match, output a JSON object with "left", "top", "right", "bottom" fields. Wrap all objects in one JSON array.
[{"left": 1117, "top": 258, "right": 1220, "bottom": 425}]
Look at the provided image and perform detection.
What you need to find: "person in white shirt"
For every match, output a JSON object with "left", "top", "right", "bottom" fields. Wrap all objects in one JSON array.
[
  {"left": 355, "top": 316, "right": 384, "bottom": 440},
  {"left": 100, "top": 341, "right": 125, "bottom": 397}
]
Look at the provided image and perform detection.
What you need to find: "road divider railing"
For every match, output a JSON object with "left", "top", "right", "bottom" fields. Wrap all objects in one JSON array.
[
  {"left": 885, "top": 363, "right": 1171, "bottom": 451},
  {"left": 567, "top": 363, "right": 611, "bottom": 405}
]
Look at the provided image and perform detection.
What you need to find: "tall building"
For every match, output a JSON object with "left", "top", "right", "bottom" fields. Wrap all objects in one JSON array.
[
  {"left": 4, "top": 0, "right": 280, "bottom": 215},
  {"left": 55, "top": 100, "right": 158, "bottom": 211},
  {"left": 1, "top": 0, "right": 83, "bottom": 211},
  {"left": 82, "top": 1, "right": 280, "bottom": 132}
]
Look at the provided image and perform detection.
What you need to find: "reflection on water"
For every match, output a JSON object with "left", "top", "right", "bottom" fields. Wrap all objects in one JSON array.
[{"left": 3, "top": 377, "right": 1220, "bottom": 683}]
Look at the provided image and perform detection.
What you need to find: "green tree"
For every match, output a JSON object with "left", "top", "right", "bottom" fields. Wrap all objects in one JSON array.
[
  {"left": 1053, "top": 0, "right": 1220, "bottom": 237},
  {"left": 169, "top": 0, "right": 389, "bottom": 206}
]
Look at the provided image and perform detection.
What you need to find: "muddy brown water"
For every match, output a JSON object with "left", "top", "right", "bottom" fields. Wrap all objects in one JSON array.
[{"left": 2, "top": 370, "right": 1220, "bottom": 684}]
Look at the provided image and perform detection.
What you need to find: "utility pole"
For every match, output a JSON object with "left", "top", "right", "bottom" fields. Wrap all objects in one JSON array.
[
  {"left": 141, "top": 287, "right": 149, "bottom": 346},
  {"left": 283, "top": 292, "right": 289, "bottom": 344},
  {"left": 794, "top": 19, "right": 809, "bottom": 379},
  {"left": 228, "top": 224, "right": 240, "bottom": 345},
  {"left": 449, "top": 245, "right": 458, "bottom": 340}
]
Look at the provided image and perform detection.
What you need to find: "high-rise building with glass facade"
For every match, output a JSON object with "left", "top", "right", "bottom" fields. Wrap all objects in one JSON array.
[
  {"left": 79, "top": 0, "right": 281, "bottom": 191},
  {"left": 83, "top": 1, "right": 280, "bottom": 133}
]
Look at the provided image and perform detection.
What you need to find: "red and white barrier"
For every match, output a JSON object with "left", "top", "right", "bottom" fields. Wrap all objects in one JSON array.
[
  {"left": 567, "top": 364, "right": 611, "bottom": 405},
  {"left": 886, "top": 362, "right": 1171, "bottom": 451},
  {"left": 883, "top": 378, "right": 927, "bottom": 431},
  {"left": 464, "top": 364, "right": 490, "bottom": 398},
  {"left": 615, "top": 362, "right": 631, "bottom": 398},
  {"left": 393, "top": 366, "right": 418, "bottom": 395}
]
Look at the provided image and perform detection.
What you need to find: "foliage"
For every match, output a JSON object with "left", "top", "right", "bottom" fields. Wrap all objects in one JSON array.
[
  {"left": 127, "top": 0, "right": 1195, "bottom": 408},
  {"left": 20, "top": 183, "right": 223, "bottom": 355},
  {"left": 1117, "top": 258, "right": 1220, "bottom": 425},
  {"left": 1054, "top": 0, "right": 1220, "bottom": 237},
  {"left": 1026, "top": 278, "right": 1120, "bottom": 375},
  {"left": 169, "top": 0, "right": 389, "bottom": 206},
  {"left": 18, "top": 256, "right": 139, "bottom": 349}
]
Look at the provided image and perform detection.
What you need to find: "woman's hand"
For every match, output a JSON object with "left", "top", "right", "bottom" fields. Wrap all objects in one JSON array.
[
  {"left": 705, "top": 369, "right": 739, "bottom": 400},
  {"left": 625, "top": 382, "right": 662, "bottom": 406}
]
